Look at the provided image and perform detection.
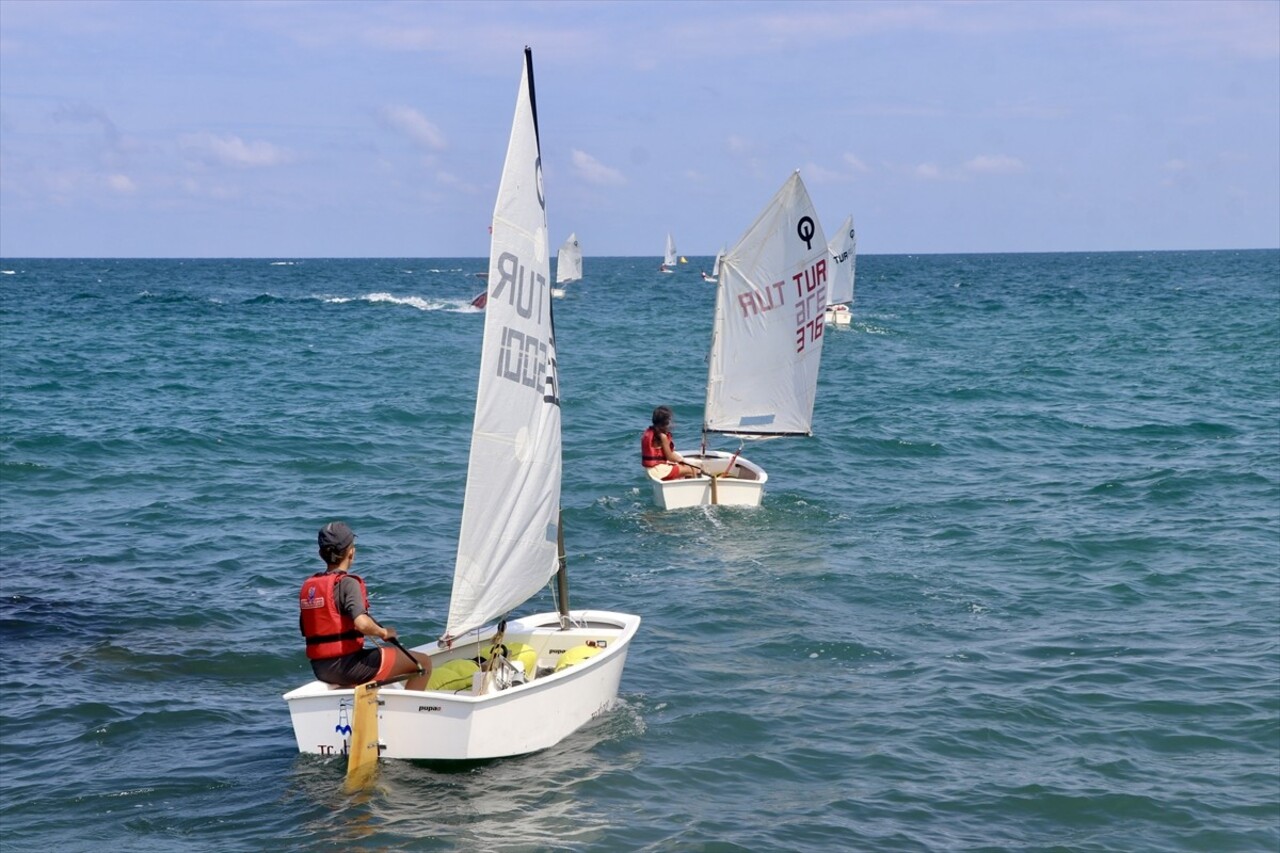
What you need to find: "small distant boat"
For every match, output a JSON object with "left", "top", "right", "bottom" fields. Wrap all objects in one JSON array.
[
  {"left": 660, "top": 233, "right": 677, "bottom": 273},
  {"left": 552, "top": 232, "right": 582, "bottom": 298},
  {"left": 285, "top": 48, "right": 640, "bottom": 763},
  {"left": 471, "top": 272, "right": 489, "bottom": 308},
  {"left": 649, "top": 171, "right": 828, "bottom": 510},
  {"left": 701, "top": 248, "right": 724, "bottom": 283},
  {"left": 824, "top": 215, "right": 855, "bottom": 326}
]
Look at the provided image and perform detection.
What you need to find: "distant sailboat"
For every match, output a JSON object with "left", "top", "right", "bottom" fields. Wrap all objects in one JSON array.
[
  {"left": 552, "top": 232, "right": 582, "bottom": 298},
  {"left": 648, "top": 171, "right": 828, "bottom": 510},
  {"left": 702, "top": 248, "right": 724, "bottom": 283},
  {"left": 660, "top": 233, "right": 677, "bottom": 273},
  {"left": 824, "top": 215, "right": 855, "bottom": 326}
]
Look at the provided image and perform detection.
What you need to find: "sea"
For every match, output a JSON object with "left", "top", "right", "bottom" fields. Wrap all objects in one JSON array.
[{"left": 1, "top": 251, "right": 1277, "bottom": 852}]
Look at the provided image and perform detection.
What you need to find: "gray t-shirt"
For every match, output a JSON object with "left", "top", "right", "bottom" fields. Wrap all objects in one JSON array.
[{"left": 334, "top": 574, "right": 370, "bottom": 620}]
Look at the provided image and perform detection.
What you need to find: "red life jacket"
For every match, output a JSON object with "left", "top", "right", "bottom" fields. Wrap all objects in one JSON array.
[
  {"left": 641, "top": 426, "right": 669, "bottom": 467},
  {"left": 299, "top": 571, "right": 369, "bottom": 660}
]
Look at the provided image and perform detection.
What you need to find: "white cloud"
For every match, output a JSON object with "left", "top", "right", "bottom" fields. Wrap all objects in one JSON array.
[
  {"left": 105, "top": 174, "right": 136, "bottom": 193},
  {"left": 915, "top": 162, "right": 943, "bottom": 180},
  {"left": 180, "top": 132, "right": 292, "bottom": 168},
  {"left": 435, "top": 170, "right": 481, "bottom": 194},
  {"left": 379, "top": 104, "right": 447, "bottom": 150},
  {"left": 1162, "top": 158, "right": 1189, "bottom": 172},
  {"left": 802, "top": 161, "right": 851, "bottom": 184},
  {"left": 964, "top": 154, "right": 1027, "bottom": 175},
  {"left": 843, "top": 153, "right": 870, "bottom": 173},
  {"left": 180, "top": 177, "right": 240, "bottom": 200},
  {"left": 571, "top": 149, "right": 626, "bottom": 186},
  {"left": 803, "top": 152, "right": 872, "bottom": 184}
]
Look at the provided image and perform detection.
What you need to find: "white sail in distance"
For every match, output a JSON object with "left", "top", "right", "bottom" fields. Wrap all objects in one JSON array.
[
  {"left": 447, "top": 49, "right": 562, "bottom": 639},
  {"left": 556, "top": 232, "right": 582, "bottom": 284},
  {"left": 827, "top": 215, "right": 856, "bottom": 307},
  {"left": 663, "top": 233, "right": 678, "bottom": 268},
  {"left": 704, "top": 171, "right": 827, "bottom": 438}
]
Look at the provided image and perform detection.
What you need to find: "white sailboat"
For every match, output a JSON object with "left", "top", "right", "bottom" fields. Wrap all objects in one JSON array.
[
  {"left": 649, "top": 171, "right": 828, "bottom": 510},
  {"left": 285, "top": 48, "right": 640, "bottom": 763},
  {"left": 660, "top": 233, "right": 677, "bottom": 273},
  {"left": 701, "top": 247, "right": 725, "bottom": 283},
  {"left": 552, "top": 231, "right": 582, "bottom": 298},
  {"left": 824, "top": 215, "right": 856, "bottom": 326}
]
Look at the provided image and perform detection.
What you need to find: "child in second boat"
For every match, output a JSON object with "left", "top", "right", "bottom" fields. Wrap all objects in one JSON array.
[{"left": 640, "top": 406, "right": 700, "bottom": 480}]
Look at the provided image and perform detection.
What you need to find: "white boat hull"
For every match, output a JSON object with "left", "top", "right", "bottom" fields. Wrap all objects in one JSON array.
[
  {"left": 283, "top": 610, "right": 640, "bottom": 761},
  {"left": 825, "top": 304, "right": 852, "bottom": 325},
  {"left": 647, "top": 450, "right": 766, "bottom": 510}
]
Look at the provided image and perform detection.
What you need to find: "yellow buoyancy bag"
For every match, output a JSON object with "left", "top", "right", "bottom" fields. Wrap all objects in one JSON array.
[
  {"left": 426, "top": 658, "right": 480, "bottom": 692},
  {"left": 503, "top": 642, "right": 539, "bottom": 679},
  {"left": 555, "top": 644, "right": 602, "bottom": 672}
]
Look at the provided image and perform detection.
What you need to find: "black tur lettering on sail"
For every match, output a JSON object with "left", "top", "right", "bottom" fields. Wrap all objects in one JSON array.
[{"left": 491, "top": 250, "right": 560, "bottom": 407}]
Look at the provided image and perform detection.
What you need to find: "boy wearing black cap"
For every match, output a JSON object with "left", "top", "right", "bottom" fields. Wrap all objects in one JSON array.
[{"left": 298, "top": 521, "right": 431, "bottom": 690}]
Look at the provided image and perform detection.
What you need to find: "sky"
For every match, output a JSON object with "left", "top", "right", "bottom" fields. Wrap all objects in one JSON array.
[{"left": 1, "top": 0, "right": 1277, "bottom": 258}]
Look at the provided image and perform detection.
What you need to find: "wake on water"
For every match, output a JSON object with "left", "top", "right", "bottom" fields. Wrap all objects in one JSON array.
[{"left": 324, "top": 292, "right": 482, "bottom": 312}]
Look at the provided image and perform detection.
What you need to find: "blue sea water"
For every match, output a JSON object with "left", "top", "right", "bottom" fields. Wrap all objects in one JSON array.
[{"left": 0, "top": 251, "right": 1277, "bottom": 852}]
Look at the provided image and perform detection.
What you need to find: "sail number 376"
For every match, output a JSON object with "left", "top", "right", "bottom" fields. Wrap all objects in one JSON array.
[{"left": 734, "top": 258, "right": 828, "bottom": 352}]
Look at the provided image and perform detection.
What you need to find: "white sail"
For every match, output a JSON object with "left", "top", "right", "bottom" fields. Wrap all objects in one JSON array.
[
  {"left": 712, "top": 247, "right": 724, "bottom": 278},
  {"left": 286, "top": 47, "right": 639, "bottom": 766},
  {"left": 663, "top": 233, "right": 677, "bottom": 268},
  {"left": 704, "top": 171, "right": 827, "bottom": 438},
  {"left": 447, "top": 51, "right": 561, "bottom": 639},
  {"left": 555, "top": 232, "right": 582, "bottom": 284},
  {"left": 827, "top": 215, "right": 856, "bottom": 307}
]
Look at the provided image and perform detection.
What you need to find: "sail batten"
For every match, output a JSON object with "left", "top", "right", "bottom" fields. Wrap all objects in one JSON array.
[
  {"left": 703, "top": 171, "right": 827, "bottom": 438},
  {"left": 447, "top": 48, "right": 561, "bottom": 640}
]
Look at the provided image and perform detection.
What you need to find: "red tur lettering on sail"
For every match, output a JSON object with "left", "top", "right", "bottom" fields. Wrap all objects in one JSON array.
[{"left": 734, "top": 258, "right": 827, "bottom": 352}]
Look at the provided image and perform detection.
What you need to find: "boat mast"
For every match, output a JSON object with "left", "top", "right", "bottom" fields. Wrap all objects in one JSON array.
[
  {"left": 556, "top": 510, "right": 570, "bottom": 628},
  {"left": 701, "top": 268, "right": 723, "bottom": 456}
]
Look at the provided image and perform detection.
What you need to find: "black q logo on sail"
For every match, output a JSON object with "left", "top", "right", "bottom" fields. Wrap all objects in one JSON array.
[
  {"left": 536, "top": 156, "right": 545, "bottom": 211},
  {"left": 797, "top": 216, "right": 815, "bottom": 250}
]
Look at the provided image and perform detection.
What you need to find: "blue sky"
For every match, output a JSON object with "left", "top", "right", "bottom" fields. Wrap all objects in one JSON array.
[{"left": 1, "top": 0, "right": 1277, "bottom": 258}]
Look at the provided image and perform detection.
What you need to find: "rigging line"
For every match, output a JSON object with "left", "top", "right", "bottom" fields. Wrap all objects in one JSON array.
[{"left": 478, "top": 620, "right": 508, "bottom": 695}]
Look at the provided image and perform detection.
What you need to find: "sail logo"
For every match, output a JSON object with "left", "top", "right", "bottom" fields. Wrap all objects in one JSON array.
[
  {"left": 535, "top": 156, "right": 544, "bottom": 211},
  {"left": 300, "top": 585, "right": 325, "bottom": 610},
  {"left": 797, "top": 216, "right": 816, "bottom": 249}
]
